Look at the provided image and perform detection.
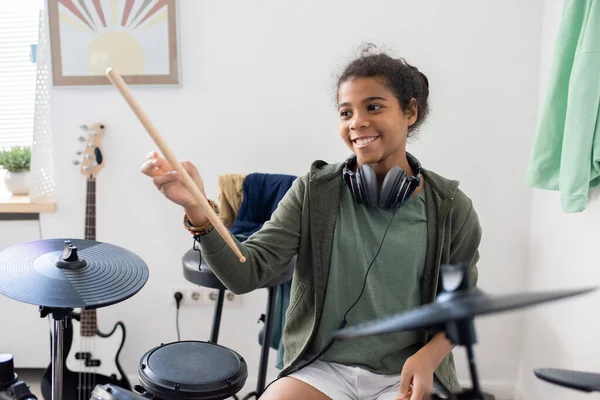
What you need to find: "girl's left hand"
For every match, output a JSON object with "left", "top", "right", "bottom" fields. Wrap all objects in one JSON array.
[{"left": 396, "top": 349, "right": 437, "bottom": 400}]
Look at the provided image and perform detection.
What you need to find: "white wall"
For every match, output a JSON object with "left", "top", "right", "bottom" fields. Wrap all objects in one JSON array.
[
  {"left": 0, "top": 212, "right": 49, "bottom": 368},
  {"left": 1, "top": 0, "right": 548, "bottom": 397},
  {"left": 515, "top": 0, "right": 600, "bottom": 398}
]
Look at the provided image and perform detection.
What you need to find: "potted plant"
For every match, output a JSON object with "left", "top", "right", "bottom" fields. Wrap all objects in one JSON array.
[{"left": 0, "top": 146, "right": 31, "bottom": 195}]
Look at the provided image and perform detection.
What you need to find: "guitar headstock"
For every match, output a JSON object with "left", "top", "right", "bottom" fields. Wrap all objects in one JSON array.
[{"left": 75, "top": 123, "right": 106, "bottom": 178}]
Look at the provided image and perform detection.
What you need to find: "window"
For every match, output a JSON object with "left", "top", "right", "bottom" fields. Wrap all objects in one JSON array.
[{"left": 0, "top": 1, "right": 44, "bottom": 149}]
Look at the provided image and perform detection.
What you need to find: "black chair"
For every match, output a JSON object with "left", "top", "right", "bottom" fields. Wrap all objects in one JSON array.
[{"left": 182, "top": 248, "right": 295, "bottom": 399}]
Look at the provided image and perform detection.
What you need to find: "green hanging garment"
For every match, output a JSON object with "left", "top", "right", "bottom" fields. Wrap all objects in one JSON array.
[{"left": 526, "top": 0, "right": 600, "bottom": 213}]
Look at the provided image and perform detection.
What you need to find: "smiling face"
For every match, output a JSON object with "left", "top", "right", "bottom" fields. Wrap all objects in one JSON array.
[{"left": 338, "top": 76, "right": 417, "bottom": 174}]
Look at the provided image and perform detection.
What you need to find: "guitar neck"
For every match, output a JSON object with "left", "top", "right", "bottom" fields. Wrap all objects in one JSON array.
[
  {"left": 85, "top": 178, "right": 96, "bottom": 241},
  {"left": 81, "top": 178, "right": 97, "bottom": 336},
  {"left": 80, "top": 309, "right": 98, "bottom": 337}
]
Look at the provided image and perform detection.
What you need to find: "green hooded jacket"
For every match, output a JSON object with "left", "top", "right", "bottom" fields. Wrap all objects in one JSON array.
[{"left": 199, "top": 159, "right": 482, "bottom": 393}]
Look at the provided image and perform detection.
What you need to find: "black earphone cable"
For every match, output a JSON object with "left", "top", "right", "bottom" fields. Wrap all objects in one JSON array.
[{"left": 340, "top": 205, "right": 399, "bottom": 327}]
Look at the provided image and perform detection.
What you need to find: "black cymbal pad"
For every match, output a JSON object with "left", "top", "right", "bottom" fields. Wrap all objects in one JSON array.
[
  {"left": 534, "top": 368, "right": 600, "bottom": 392},
  {"left": 334, "top": 287, "right": 596, "bottom": 340},
  {"left": 0, "top": 238, "right": 149, "bottom": 309}
]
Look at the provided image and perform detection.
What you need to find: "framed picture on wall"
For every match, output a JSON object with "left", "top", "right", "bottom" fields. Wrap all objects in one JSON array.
[{"left": 48, "top": 0, "right": 179, "bottom": 86}]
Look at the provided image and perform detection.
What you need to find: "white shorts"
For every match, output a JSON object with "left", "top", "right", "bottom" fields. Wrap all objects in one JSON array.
[{"left": 287, "top": 359, "right": 448, "bottom": 400}]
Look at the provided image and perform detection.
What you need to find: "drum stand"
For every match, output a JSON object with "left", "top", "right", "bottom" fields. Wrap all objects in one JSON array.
[
  {"left": 40, "top": 306, "right": 73, "bottom": 400},
  {"left": 429, "top": 267, "right": 491, "bottom": 400},
  {"left": 428, "top": 307, "right": 495, "bottom": 399}
]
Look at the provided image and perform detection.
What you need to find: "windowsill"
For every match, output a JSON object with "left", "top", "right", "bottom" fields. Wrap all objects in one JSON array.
[
  {"left": 0, "top": 192, "right": 56, "bottom": 213},
  {"left": 0, "top": 175, "right": 56, "bottom": 214}
]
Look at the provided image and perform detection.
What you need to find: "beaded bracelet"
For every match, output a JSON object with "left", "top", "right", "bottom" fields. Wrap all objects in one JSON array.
[{"left": 183, "top": 199, "right": 220, "bottom": 236}]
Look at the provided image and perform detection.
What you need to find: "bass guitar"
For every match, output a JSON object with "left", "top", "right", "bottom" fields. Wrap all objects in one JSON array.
[{"left": 41, "top": 123, "right": 131, "bottom": 399}]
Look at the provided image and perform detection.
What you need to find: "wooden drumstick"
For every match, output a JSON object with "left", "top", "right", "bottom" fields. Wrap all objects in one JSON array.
[{"left": 105, "top": 67, "right": 246, "bottom": 263}]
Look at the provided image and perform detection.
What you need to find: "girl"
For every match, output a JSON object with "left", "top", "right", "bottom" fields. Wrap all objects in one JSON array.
[{"left": 141, "top": 47, "right": 482, "bottom": 400}]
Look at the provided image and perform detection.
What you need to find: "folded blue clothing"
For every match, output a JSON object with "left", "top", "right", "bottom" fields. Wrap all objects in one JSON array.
[{"left": 229, "top": 173, "right": 297, "bottom": 237}]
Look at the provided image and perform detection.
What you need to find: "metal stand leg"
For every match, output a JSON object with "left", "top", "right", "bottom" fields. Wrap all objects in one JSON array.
[
  {"left": 40, "top": 307, "right": 72, "bottom": 400},
  {"left": 257, "top": 287, "right": 276, "bottom": 394},
  {"left": 209, "top": 289, "right": 225, "bottom": 343},
  {"left": 51, "top": 318, "right": 66, "bottom": 400},
  {"left": 243, "top": 286, "right": 277, "bottom": 400}
]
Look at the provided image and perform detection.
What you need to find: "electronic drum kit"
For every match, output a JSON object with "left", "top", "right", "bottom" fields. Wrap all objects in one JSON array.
[{"left": 0, "top": 239, "right": 598, "bottom": 400}]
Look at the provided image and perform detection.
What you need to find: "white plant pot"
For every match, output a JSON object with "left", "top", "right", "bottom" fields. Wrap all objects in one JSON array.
[{"left": 5, "top": 171, "right": 30, "bottom": 195}]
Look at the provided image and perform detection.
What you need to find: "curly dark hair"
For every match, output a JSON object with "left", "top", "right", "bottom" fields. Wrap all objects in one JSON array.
[{"left": 337, "top": 45, "right": 430, "bottom": 136}]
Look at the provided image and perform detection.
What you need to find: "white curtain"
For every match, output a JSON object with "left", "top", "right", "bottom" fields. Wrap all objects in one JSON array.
[{"left": 29, "top": 7, "right": 55, "bottom": 202}]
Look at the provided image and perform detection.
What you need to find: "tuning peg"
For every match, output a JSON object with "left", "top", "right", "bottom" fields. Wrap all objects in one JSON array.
[
  {"left": 73, "top": 160, "right": 81, "bottom": 165},
  {"left": 80, "top": 124, "right": 89, "bottom": 132},
  {"left": 76, "top": 151, "right": 83, "bottom": 155},
  {"left": 91, "top": 130, "right": 98, "bottom": 136},
  {"left": 78, "top": 136, "right": 86, "bottom": 142}
]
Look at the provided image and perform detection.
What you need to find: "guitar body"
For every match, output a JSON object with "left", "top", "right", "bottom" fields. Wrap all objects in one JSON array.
[{"left": 40, "top": 313, "right": 131, "bottom": 400}]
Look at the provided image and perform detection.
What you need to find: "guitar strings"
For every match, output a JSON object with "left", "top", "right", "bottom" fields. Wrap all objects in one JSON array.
[
  {"left": 77, "top": 316, "right": 80, "bottom": 400},
  {"left": 78, "top": 313, "right": 82, "bottom": 400},
  {"left": 83, "top": 313, "right": 87, "bottom": 400},
  {"left": 85, "top": 180, "right": 92, "bottom": 397},
  {"left": 92, "top": 310, "right": 96, "bottom": 396},
  {"left": 88, "top": 322, "right": 92, "bottom": 397},
  {"left": 91, "top": 181, "right": 95, "bottom": 396},
  {"left": 87, "top": 316, "right": 91, "bottom": 397},
  {"left": 85, "top": 320, "right": 88, "bottom": 399},
  {"left": 85, "top": 313, "right": 88, "bottom": 397}
]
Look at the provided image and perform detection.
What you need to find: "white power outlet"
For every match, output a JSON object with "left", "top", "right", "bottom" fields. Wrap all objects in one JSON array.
[
  {"left": 168, "top": 285, "right": 206, "bottom": 306},
  {"left": 206, "top": 289, "right": 243, "bottom": 308},
  {"left": 168, "top": 286, "right": 242, "bottom": 307}
]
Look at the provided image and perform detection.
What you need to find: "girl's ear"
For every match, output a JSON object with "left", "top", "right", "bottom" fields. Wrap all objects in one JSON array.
[{"left": 406, "top": 98, "right": 418, "bottom": 126}]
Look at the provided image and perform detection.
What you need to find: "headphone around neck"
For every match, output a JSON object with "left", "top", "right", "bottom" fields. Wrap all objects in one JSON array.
[{"left": 342, "top": 152, "right": 422, "bottom": 208}]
